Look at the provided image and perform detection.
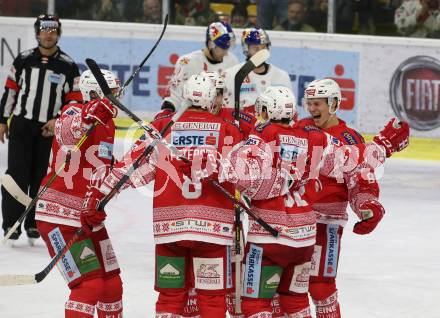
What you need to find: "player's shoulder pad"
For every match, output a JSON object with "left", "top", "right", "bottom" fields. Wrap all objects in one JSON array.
[
  {"left": 339, "top": 126, "right": 365, "bottom": 145},
  {"left": 255, "top": 121, "right": 271, "bottom": 133}
]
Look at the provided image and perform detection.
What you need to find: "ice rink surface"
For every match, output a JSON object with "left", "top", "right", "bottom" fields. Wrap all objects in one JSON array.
[{"left": 0, "top": 139, "right": 439, "bottom": 317}]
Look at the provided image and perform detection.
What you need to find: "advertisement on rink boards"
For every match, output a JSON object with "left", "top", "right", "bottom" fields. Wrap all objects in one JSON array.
[{"left": 0, "top": 17, "right": 439, "bottom": 138}]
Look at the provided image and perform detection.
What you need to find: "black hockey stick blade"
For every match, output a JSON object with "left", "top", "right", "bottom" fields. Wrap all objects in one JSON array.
[
  {"left": 234, "top": 49, "right": 270, "bottom": 121},
  {"left": 118, "top": 14, "right": 168, "bottom": 96}
]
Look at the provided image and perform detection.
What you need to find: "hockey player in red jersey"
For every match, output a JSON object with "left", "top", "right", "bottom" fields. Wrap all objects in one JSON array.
[
  {"left": 296, "top": 78, "right": 410, "bottom": 318},
  {"left": 224, "top": 84, "right": 409, "bottom": 317},
  {"left": 82, "top": 74, "right": 243, "bottom": 317},
  {"left": 35, "top": 69, "right": 123, "bottom": 318}
]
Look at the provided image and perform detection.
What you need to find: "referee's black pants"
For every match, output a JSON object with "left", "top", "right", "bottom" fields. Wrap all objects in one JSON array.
[{"left": 1, "top": 116, "right": 53, "bottom": 237}]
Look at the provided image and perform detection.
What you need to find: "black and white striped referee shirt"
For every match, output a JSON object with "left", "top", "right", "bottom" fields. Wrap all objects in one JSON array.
[{"left": 0, "top": 47, "right": 81, "bottom": 124}]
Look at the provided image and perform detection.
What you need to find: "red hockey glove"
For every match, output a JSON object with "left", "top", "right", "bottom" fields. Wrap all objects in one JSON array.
[
  {"left": 353, "top": 199, "right": 385, "bottom": 235},
  {"left": 373, "top": 118, "right": 409, "bottom": 157},
  {"left": 175, "top": 154, "right": 211, "bottom": 182},
  {"left": 82, "top": 98, "right": 118, "bottom": 125},
  {"left": 80, "top": 186, "right": 107, "bottom": 235}
]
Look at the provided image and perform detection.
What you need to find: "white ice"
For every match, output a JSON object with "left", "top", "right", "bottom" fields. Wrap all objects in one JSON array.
[{"left": 0, "top": 139, "right": 439, "bottom": 317}]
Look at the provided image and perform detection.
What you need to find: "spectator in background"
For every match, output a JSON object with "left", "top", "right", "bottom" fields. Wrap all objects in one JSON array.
[
  {"left": 96, "top": 0, "right": 124, "bottom": 21},
  {"left": 307, "top": 0, "right": 328, "bottom": 32},
  {"left": 395, "top": 0, "right": 440, "bottom": 37},
  {"left": 231, "top": 4, "right": 249, "bottom": 27},
  {"left": 174, "top": 0, "right": 217, "bottom": 26},
  {"left": 307, "top": 0, "right": 354, "bottom": 33},
  {"left": 134, "top": 0, "right": 162, "bottom": 24},
  {"left": 256, "top": 0, "right": 289, "bottom": 29},
  {"left": 247, "top": 3, "right": 259, "bottom": 27},
  {"left": 274, "top": 0, "right": 316, "bottom": 31},
  {"left": 56, "top": 0, "right": 96, "bottom": 20}
]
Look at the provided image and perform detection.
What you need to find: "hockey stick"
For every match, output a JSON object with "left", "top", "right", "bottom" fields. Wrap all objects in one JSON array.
[
  {"left": 87, "top": 57, "right": 278, "bottom": 235},
  {"left": 232, "top": 48, "right": 270, "bottom": 313},
  {"left": 0, "top": 100, "right": 189, "bottom": 286},
  {"left": 1, "top": 18, "right": 169, "bottom": 243},
  {"left": 1, "top": 123, "right": 98, "bottom": 243},
  {"left": 117, "top": 14, "right": 168, "bottom": 97},
  {"left": 1, "top": 175, "right": 32, "bottom": 207}
]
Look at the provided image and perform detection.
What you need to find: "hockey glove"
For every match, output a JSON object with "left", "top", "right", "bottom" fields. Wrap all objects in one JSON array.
[
  {"left": 80, "top": 186, "right": 107, "bottom": 235},
  {"left": 82, "top": 98, "right": 118, "bottom": 125},
  {"left": 353, "top": 199, "right": 385, "bottom": 235},
  {"left": 373, "top": 118, "right": 409, "bottom": 157}
]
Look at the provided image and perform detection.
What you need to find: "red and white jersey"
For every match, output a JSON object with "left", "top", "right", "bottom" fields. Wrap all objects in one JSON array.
[
  {"left": 238, "top": 122, "right": 328, "bottom": 248},
  {"left": 35, "top": 103, "right": 115, "bottom": 227},
  {"left": 227, "top": 119, "right": 385, "bottom": 247},
  {"left": 163, "top": 49, "right": 239, "bottom": 110},
  {"left": 101, "top": 110, "right": 242, "bottom": 246},
  {"left": 297, "top": 118, "right": 380, "bottom": 226},
  {"left": 222, "top": 63, "right": 292, "bottom": 116}
]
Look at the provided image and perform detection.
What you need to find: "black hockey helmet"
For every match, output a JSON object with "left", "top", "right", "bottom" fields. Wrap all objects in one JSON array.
[{"left": 34, "top": 14, "right": 62, "bottom": 36}]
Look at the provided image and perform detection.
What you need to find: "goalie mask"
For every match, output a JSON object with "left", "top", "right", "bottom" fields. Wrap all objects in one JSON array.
[
  {"left": 303, "top": 79, "right": 341, "bottom": 114},
  {"left": 79, "top": 69, "right": 120, "bottom": 102},
  {"left": 183, "top": 74, "right": 217, "bottom": 110},
  {"left": 256, "top": 86, "right": 297, "bottom": 121}
]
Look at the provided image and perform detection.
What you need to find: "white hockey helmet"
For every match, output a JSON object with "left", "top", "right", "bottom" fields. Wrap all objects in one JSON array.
[
  {"left": 303, "top": 78, "right": 341, "bottom": 114},
  {"left": 183, "top": 74, "right": 217, "bottom": 109},
  {"left": 79, "top": 69, "right": 120, "bottom": 102},
  {"left": 200, "top": 71, "right": 225, "bottom": 91},
  {"left": 256, "top": 86, "right": 297, "bottom": 121}
]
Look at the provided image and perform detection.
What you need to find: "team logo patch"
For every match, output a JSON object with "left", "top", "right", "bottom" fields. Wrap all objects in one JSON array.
[
  {"left": 171, "top": 130, "right": 219, "bottom": 147},
  {"left": 99, "top": 239, "right": 119, "bottom": 272},
  {"left": 279, "top": 135, "right": 308, "bottom": 161},
  {"left": 156, "top": 256, "right": 185, "bottom": 288},
  {"left": 324, "top": 224, "right": 340, "bottom": 277},
  {"left": 259, "top": 266, "right": 283, "bottom": 299},
  {"left": 243, "top": 244, "right": 263, "bottom": 298},
  {"left": 48, "top": 227, "right": 81, "bottom": 283},
  {"left": 289, "top": 262, "right": 311, "bottom": 293},
  {"left": 193, "top": 257, "right": 223, "bottom": 290},
  {"left": 341, "top": 131, "right": 359, "bottom": 145}
]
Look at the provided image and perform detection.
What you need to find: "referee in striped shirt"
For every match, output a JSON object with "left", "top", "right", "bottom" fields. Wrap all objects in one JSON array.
[{"left": 0, "top": 14, "right": 80, "bottom": 243}]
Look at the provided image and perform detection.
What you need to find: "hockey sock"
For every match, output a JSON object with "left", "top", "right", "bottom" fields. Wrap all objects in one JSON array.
[
  {"left": 65, "top": 278, "right": 104, "bottom": 317},
  {"left": 156, "top": 289, "right": 188, "bottom": 316},
  {"left": 198, "top": 293, "right": 227, "bottom": 318},
  {"left": 96, "top": 275, "right": 123, "bottom": 318},
  {"left": 309, "top": 282, "right": 340, "bottom": 318},
  {"left": 279, "top": 293, "right": 312, "bottom": 318},
  {"left": 241, "top": 297, "right": 272, "bottom": 318}
]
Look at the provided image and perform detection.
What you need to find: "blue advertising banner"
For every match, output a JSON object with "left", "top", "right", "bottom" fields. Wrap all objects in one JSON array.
[{"left": 60, "top": 36, "right": 359, "bottom": 125}]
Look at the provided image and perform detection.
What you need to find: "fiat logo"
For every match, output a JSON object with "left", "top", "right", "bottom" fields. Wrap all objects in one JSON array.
[{"left": 390, "top": 56, "right": 440, "bottom": 131}]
